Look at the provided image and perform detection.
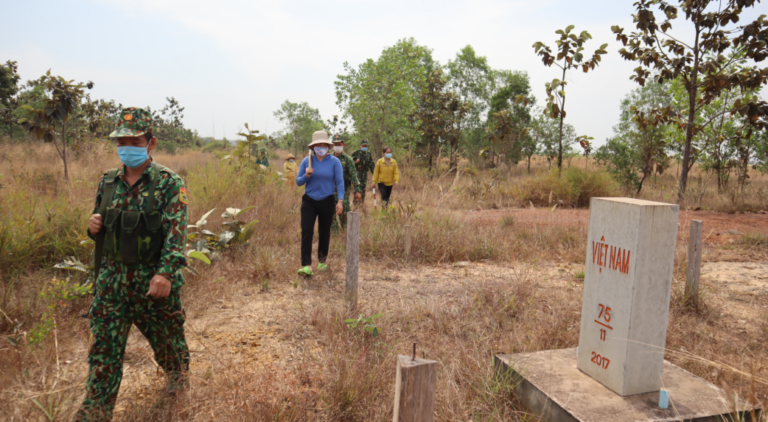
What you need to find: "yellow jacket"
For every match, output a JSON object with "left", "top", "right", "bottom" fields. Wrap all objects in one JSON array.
[
  {"left": 283, "top": 161, "right": 299, "bottom": 179},
  {"left": 372, "top": 158, "right": 400, "bottom": 186}
]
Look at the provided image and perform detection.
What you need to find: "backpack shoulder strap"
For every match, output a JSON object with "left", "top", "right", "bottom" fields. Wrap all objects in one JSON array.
[{"left": 92, "top": 169, "right": 119, "bottom": 283}]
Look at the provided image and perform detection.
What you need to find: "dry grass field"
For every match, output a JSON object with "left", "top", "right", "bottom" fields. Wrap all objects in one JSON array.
[{"left": 1, "top": 143, "right": 767, "bottom": 421}]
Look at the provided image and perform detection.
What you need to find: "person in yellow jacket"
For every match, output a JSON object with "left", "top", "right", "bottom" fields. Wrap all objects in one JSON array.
[
  {"left": 283, "top": 154, "right": 299, "bottom": 186},
  {"left": 371, "top": 146, "right": 399, "bottom": 206}
]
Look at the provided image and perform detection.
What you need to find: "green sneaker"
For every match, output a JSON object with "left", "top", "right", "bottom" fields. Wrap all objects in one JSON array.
[
  {"left": 298, "top": 266, "right": 313, "bottom": 277},
  {"left": 317, "top": 263, "right": 328, "bottom": 272}
]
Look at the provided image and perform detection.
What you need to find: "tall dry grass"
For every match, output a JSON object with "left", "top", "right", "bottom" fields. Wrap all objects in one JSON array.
[{"left": 1, "top": 143, "right": 766, "bottom": 421}]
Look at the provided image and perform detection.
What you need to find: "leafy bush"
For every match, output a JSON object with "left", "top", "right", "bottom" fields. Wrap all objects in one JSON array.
[
  {"left": 513, "top": 167, "right": 617, "bottom": 207},
  {"left": 201, "top": 140, "right": 231, "bottom": 153}
]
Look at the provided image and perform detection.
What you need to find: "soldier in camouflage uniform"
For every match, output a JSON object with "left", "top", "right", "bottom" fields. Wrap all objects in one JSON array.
[
  {"left": 331, "top": 135, "right": 362, "bottom": 232},
  {"left": 351, "top": 139, "right": 374, "bottom": 205},
  {"left": 74, "top": 108, "right": 189, "bottom": 422},
  {"left": 255, "top": 146, "right": 270, "bottom": 166}
]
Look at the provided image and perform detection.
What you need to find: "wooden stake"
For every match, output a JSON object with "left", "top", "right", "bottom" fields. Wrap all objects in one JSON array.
[
  {"left": 404, "top": 224, "right": 411, "bottom": 258},
  {"left": 345, "top": 212, "right": 360, "bottom": 308},
  {"left": 373, "top": 187, "right": 378, "bottom": 209},
  {"left": 308, "top": 149, "right": 313, "bottom": 169},
  {"left": 685, "top": 219, "right": 703, "bottom": 308},
  {"left": 393, "top": 355, "right": 437, "bottom": 422}
]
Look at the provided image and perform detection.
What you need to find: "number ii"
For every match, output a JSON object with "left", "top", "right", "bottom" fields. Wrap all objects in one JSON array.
[{"left": 599, "top": 329, "right": 606, "bottom": 341}]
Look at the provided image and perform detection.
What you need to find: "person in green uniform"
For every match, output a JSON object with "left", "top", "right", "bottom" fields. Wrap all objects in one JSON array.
[
  {"left": 331, "top": 135, "right": 362, "bottom": 232},
  {"left": 256, "top": 146, "right": 270, "bottom": 166},
  {"left": 351, "top": 139, "right": 374, "bottom": 206},
  {"left": 73, "top": 107, "right": 190, "bottom": 422}
]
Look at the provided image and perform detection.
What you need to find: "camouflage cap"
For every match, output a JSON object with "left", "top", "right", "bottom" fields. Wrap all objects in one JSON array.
[
  {"left": 260, "top": 147, "right": 267, "bottom": 152},
  {"left": 108, "top": 107, "right": 154, "bottom": 138},
  {"left": 361, "top": 139, "right": 368, "bottom": 145}
]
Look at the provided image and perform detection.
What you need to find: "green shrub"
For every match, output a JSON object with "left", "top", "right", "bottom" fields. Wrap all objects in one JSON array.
[
  {"left": 738, "top": 232, "right": 768, "bottom": 248},
  {"left": 201, "top": 140, "right": 231, "bottom": 153},
  {"left": 513, "top": 167, "right": 617, "bottom": 207}
]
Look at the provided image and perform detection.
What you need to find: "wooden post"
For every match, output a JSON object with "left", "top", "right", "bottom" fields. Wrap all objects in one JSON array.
[
  {"left": 393, "top": 355, "right": 437, "bottom": 422},
  {"left": 404, "top": 225, "right": 411, "bottom": 258},
  {"left": 345, "top": 212, "right": 360, "bottom": 308},
  {"left": 685, "top": 219, "right": 703, "bottom": 307}
]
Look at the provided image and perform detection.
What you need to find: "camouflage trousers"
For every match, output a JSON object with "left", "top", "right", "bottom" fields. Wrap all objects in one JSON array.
[
  {"left": 332, "top": 191, "right": 352, "bottom": 233},
  {"left": 73, "top": 291, "right": 189, "bottom": 421}
]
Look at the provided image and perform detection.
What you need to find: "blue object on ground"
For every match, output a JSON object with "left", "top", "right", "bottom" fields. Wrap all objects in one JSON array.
[{"left": 659, "top": 390, "right": 669, "bottom": 409}]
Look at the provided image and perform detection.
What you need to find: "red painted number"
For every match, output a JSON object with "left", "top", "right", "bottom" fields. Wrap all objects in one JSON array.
[{"left": 590, "top": 352, "right": 610, "bottom": 370}]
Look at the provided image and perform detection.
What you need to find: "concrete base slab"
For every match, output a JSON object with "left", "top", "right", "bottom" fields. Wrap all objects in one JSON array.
[{"left": 495, "top": 348, "right": 759, "bottom": 422}]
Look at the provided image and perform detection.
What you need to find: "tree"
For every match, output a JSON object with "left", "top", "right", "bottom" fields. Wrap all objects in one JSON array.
[
  {"left": 273, "top": 100, "right": 323, "bottom": 156},
  {"left": 0, "top": 60, "right": 21, "bottom": 138},
  {"left": 410, "top": 68, "right": 468, "bottom": 170},
  {"left": 335, "top": 38, "right": 433, "bottom": 155},
  {"left": 485, "top": 70, "right": 534, "bottom": 166},
  {"left": 446, "top": 46, "right": 494, "bottom": 162},
  {"left": 533, "top": 26, "right": 608, "bottom": 174},
  {"left": 18, "top": 71, "right": 90, "bottom": 181},
  {"left": 612, "top": 0, "right": 768, "bottom": 201}
]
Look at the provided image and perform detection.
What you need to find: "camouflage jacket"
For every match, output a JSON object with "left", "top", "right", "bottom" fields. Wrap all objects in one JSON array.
[
  {"left": 89, "top": 160, "right": 188, "bottom": 300},
  {"left": 255, "top": 155, "right": 269, "bottom": 166},
  {"left": 351, "top": 149, "right": 374, "bottom": 175},
  {"left": 335, "top": 152, "right": 362, "bottom": 194}
]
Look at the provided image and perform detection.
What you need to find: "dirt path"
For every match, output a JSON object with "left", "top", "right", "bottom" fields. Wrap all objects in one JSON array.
[{"left": 94, "top": 258, "right": 767, "bottom": 419}]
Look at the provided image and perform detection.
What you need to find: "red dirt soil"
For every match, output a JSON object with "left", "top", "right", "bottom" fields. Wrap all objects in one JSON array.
[{"left": 467, "top": 207, "right": 768, "bottom": 246}]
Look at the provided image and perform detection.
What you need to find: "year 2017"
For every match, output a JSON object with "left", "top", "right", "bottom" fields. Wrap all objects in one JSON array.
[{"left": 590, "top": 352, "right": 610, "bottom": 369}]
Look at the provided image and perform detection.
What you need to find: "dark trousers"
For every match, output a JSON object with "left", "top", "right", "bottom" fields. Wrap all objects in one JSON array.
[
  {"left": 301, "top": 194, "right": 336, "bottom": 266},
  {"left": 378, "top": 183, "right": 393, "bottom": 205}
]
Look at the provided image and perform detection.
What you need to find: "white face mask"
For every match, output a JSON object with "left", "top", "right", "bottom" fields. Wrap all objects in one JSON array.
[{"left": 333, "top": 146, "right": 343, "bottom": 153}]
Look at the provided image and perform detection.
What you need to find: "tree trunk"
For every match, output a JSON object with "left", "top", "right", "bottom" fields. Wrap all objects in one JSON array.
[
  {"left": 557, "top": 64, "right": 567, "bottom": 177},
  {"left": 62, "top": 121, "right": 69, "bottom": 182},
  {"left": 527, "top": 155, "right": 532, "bottom": 173},
  {"left": 678, "top": 20, "right": 701, "bottom": 203}
]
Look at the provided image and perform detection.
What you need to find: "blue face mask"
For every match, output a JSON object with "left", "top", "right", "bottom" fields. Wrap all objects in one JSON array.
[
  {"left": 361, "top": 147, "right": 368, "bottom": 151},
  {"left": 315, "top": 147, "right": 328, "bottom": 157},
  {"left": 385, "top": 153, "right": 392, "bottom": 159},
  {"left": 117, "top": 146, "right": 149, "bottom": 168},
  {"left": 288, "top": 159, "right": 294, "bottom": 163}
]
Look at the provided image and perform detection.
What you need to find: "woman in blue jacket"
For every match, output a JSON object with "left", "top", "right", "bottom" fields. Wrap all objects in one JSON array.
[{"left": 295, "top": 130, "right": 344, "bottom": 276}]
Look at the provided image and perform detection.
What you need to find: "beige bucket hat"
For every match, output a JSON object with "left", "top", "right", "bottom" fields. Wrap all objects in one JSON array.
[{"left": 308, "top": 130, "right": 332, "bottom": 148}]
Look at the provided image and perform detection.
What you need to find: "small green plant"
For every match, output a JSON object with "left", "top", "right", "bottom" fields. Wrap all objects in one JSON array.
[
  {"left": 344, "top": 313, "right": 383, "bottom": 338},
  {"left": 575, "top": 271, "right": 586, "bottom": 280},
  {"left": 186, "top": 206, "right": 258, "bottom": 263},
  {"left": 500, "top": 214, "right": 515, "bottom": 228},
  {"left": 28, "top": 277, "right": 91, "bottom": 347}
]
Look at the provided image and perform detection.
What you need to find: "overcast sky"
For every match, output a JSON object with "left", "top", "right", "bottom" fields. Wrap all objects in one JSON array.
[{"left": 1, "top": 0, "right": 765, "bottom": 146}]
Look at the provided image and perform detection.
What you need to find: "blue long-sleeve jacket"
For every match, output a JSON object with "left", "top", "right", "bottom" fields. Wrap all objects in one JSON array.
[{"left": 296, "top": 155, "right": 345, "bottom": 201}]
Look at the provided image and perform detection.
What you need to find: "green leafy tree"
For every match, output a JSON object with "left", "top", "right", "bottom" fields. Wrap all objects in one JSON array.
[
  {"left": 410, "top": 68, "right": 468, "bottom": 170},
  {"left": 485, "top": 70, "right": 534, "bottom": 166},
  {"left": 446, "top": 46, "right": 494, "bottom": 162},
  {"left": 335, "top": 38, "right": 433, "bottom": 155},
  {"left": 533, "top": 26, "right": 608, "bottom": 173},
  {"left": 595, "top": 137, "right": 643, "bottom": 193},
  {"left": 0, "top": 60, "right": 21, "bottom": 138},
  {"left": 18, "top": 70, "right": 91, "bottom": 181},
  {"left": 273, "top": 100, "right": 323, "bottom": 156},
  {"left": 612, "top": 0, "right": 768, "bottom": 201}
]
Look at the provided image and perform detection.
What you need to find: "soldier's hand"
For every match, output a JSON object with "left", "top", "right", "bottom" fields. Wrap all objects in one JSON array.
[
  {"left": 355, "top": 192, "right": 362, "bottom": 202},
  {"left": 305, "top": 168, "right": 314, "bottom": 177},
  {"left": 147, "top": 275, "right": 171, "bottom": 298},
  {"left": 355, "top": 159, "right": 360, "bottom": 163},
  {"left": 89, "top": 214, "right": 103, "bottom": 235},
  {"left": 336, "top": 201, "right": 344, "bottom": 216}
]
